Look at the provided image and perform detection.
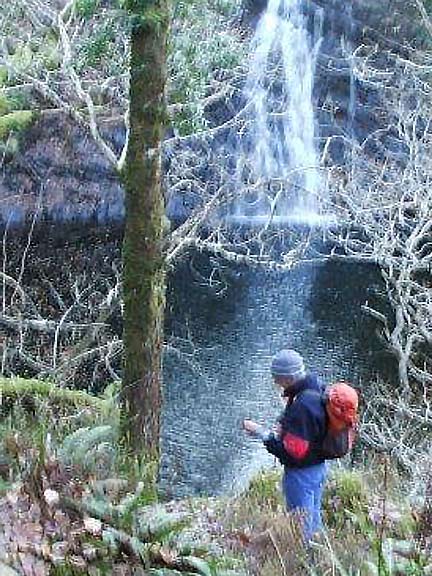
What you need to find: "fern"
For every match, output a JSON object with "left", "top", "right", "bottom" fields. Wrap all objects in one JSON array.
[
  {"left": 58, "top": 425, "right": 116, "bottom": 476},
  {"left": 135, "top": 504, "right": 190, "bottom": 542}
]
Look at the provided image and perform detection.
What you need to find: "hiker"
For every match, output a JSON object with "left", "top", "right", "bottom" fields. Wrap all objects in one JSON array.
[{"left": 243, "top": 349, "right": 358, "bottom": 542}]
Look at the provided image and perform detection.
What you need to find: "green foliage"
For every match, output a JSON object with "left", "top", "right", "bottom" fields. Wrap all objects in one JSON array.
[
  {"left": 206, "top": 554, "right": 245, "bottom": 576},
  {"left": 134, "top": 504, "right": 191, "bottom": 543},
  {"left": 424, "top": 0, "right": 432, "bottom": 12},
  {"left": 75, "top": 0, "right": 101, "bottom": 19},
  {"left": 0, "top": 136, "right": 19, "bottom": 157},
  {"left": 2, "top": 0, "right": 244, "bottom": 141},
  {"left": 211, "top": 0, "right": 236, "bottom": 17},
  {"left": 0, "top": 92, "right": 11, "bottom": 115},
  {"left": 78, "top": 20, "right": 116, "bottom": 69},
  {"left": 58, "top": 425, "right": 117, "bottom": 477},
  {"left": 181, "top": 557, "right": 213, "bottom": 576},
  {"left": 169, "top": 0, "right": 244, "bottom": 135},
  {"left": 0, "top": 90, "right": 29, "bottom": 112},
  {"left": 323, "top": 468, "right": 370, "bottom": 532},
  {"left": 147, "top": 570, "right": 185, "bottom": 575},
  {"left": 243, "top": 468, "right": 283, "bottom": 513},
  {"left": 0, "top": 478, "right": 12, "bottom": 496},
  {"left": 39, "top": 33, "right": 61, "bottom": 71},
  {"left": 119, "top": 453, "right": 159, "bottom": 500},
  {"left": 3, "top": 35, "right": 60, "bottom": 88},
  {"left": 223, "top": 468, "right": 285, "bottom": 547},
  {"left": 0, "top": 84, "right": 34, "bottom": 155},
  {"left": 403, "top": 560, "right": 430, "bottom": 575},
  {"left": 124, "top": 3, "right": 170, "bottom": 35},
  {"left": 0, "top": 378, "right": 115, "bottom": 484},
  {"left": 9, "top": 43, "right": 34, "bottom": 73},
  {"left": 0, "top": 110, "right": 34, "bottom": 140},
  {"left": 48, "top": 562, "right": 89, "bottom": 575},
  {"left": 0, "top": 67, "right": 8, "bottom": 85}
]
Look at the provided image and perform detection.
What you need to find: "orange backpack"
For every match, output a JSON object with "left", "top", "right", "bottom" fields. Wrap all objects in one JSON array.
[{"left": 320, "top": 382, "right": 359, "bottom": 460}]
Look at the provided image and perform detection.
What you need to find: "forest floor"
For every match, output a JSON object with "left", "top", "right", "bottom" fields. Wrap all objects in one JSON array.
[
  {"left": 0, "top": 378, "right": 431, "bottom": 575},
  {"left": 0, "top": 479, "right": 245, "bottom": 576}
]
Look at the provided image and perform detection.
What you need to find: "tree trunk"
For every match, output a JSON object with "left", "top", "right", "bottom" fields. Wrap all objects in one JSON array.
[{"left": 120, "top": 1, "right": 169, "bottom": 460}]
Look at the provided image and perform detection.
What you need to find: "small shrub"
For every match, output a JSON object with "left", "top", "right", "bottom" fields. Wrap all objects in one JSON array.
[
  {"left": 242, "top": 468, "right": 283, "bottom": 513},
  {"left": 0, "top": 110, "right": 34, "bottom": 140},
  {"left": 59, "top": 425, "right": 117, "bottom": 478},
  {"left": 0, "top": 92, "right": 12, "bottom": 115},
  {"left": 0, "top": 67, "right": 8, "bottom": 85},
  {"left": 39, "top": 34, "right": 61, "bottom": 71},
  {"left": 10, "top": 43, "right": 33, "bottom": 73},
  {"left": 75, "top": 0, "right": 101, "bottom": 19},
  {"left": 323, "top": 468, "right": 370, "bottom": 532},
  {"left": 78, "top": 21, "right": 116, "bottom": 68}
]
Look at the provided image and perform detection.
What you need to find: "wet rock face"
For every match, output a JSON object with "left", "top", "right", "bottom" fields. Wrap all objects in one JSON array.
[
  {"left": 240, "top": 0, "right": 268, "bottom": 26},
  {"left": 0, "top": 1, "right": 422, "bottom": 225},
  {"left": 241, "top": 0, "right": 423, "bottom": 163},
  {"left": 306, "top": 0, "right": 423, "bottom": 161},
  {"left": 0, "top": 115, "right": 124, "bottom": 226}
]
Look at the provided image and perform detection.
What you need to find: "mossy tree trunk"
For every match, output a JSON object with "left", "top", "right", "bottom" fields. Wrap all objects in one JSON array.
[{"left": 120, "top": 0, "right": 169, "bottom": 460}]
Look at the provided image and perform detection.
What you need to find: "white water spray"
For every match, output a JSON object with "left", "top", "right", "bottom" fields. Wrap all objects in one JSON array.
[{"left": 232, "top": 0, "right": 326, "bottom": 226}]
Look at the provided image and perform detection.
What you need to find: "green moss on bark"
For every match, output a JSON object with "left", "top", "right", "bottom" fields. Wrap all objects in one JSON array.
[{"left": 119, "top": 0, "right": 169, "bottom": 461}]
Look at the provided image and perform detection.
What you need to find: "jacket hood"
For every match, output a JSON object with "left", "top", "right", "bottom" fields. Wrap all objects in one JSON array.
[{"left": 282, "top": 373, "right": 322, "bottom": 400}]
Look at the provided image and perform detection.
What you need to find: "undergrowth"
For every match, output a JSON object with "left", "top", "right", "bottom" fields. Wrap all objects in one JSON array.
[
  {"left": 223, "top": 464, "right": 432, "bottom": 575},
  {"left": 0, "top": 378, "right": 431, "bottom": 575},
  {"left": 0, "top": 377, "right": 243, "bottom": 575}
]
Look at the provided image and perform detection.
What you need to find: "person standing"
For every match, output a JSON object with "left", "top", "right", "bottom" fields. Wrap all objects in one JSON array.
[{"left": 243, "top": 349, "right": 328, "bottom": 541}]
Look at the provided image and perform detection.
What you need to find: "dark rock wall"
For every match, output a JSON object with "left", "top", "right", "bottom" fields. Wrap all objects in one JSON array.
[
  {"left": 307, "top": 0, "right": 423, "bottom": 161},
  {"left": 0, "top": 0, "right": 422, "bottom": 225},
  {"left": 0, "top": 115, "right": 124, "bottom": 226}
]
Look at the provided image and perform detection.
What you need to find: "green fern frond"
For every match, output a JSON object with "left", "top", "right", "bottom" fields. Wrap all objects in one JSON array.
[{"left": 58, "top": 425, "right": 116, "bottom": 475}]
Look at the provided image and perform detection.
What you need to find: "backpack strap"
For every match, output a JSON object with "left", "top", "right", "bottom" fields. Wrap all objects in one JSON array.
[{"left": 297, "top": 388, "right": 326, "bottom": 405}]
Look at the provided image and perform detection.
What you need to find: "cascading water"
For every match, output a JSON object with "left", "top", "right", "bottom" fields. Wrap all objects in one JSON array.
[{"left": 231, "top": 0, "right": 325, "bottom": 226}]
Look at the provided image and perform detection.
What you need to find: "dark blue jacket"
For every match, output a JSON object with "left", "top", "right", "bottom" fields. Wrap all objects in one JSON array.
[{"left": 264, "top": 374, "right": 327, "bottom": 468}]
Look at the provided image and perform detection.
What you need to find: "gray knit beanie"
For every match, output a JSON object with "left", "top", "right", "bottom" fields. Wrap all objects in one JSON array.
[{"left": 271, "top": 349, "right": 306, "bottom": 379}]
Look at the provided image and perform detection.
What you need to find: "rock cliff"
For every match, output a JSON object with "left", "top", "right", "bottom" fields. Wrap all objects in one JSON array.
[{"left": 0, "top": 0, "right": 424, "bottom": 225}]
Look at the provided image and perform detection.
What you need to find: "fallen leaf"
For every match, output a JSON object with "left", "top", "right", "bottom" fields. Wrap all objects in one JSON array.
[
  {"left": 84, "top": 516, "right": 102, "bottom": 536},
  {"left": 43, "top": 489, "right": 59, "bottom": 508}
]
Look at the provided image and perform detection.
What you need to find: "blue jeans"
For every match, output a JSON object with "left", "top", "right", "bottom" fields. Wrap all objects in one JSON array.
[{"left": 282, "top": 463, "right": 327, "bottom": 541}]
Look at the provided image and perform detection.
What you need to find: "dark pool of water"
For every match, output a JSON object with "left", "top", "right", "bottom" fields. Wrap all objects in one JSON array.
[
  {"left": 161, "top": 253, "right": 391, "bottom": 498},
  {"left": 2, "top": 221, "right": 392, "bottom": 498}
]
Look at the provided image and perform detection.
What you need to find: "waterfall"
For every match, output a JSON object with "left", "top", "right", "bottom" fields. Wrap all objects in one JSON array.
[{"left": 231, "top": 0, "right": 325, "bottom": 226}]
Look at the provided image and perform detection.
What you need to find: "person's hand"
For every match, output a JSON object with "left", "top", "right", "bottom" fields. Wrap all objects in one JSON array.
[{"left": 243, "top": 419, "right": 259, "bottom": 434}]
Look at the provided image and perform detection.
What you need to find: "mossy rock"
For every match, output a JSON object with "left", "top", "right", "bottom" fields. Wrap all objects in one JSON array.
[
  {"left": 0, "top": 377, "right": 105, "bottom": 417},
  {"left": 0, "top": 110, "right": 35, "bottom": 140}
]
